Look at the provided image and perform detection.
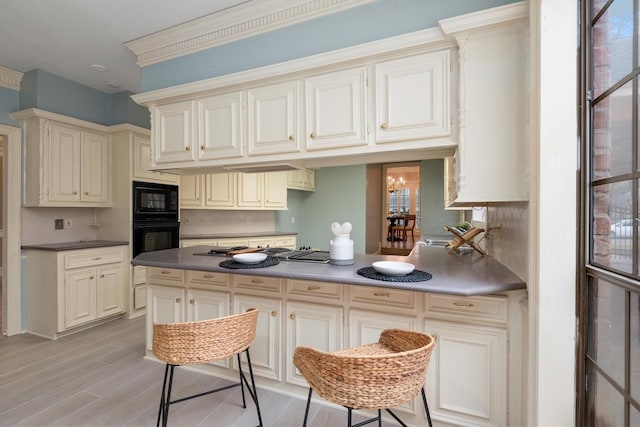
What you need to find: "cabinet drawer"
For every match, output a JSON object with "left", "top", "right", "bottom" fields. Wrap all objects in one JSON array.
[
  {"left": 349, "top": 286, "right": 416, "bottom": 310},
  {"left": 234, "top": 275, "right": 282, "bottom": 293},
  {"left": 133, "top": 266, "right": 147, "bottom": 285},
  {"left": 148, "top": 267, "right": 184, "bottom": 282},
  {"left": 64, "top": 247, "right": 125, "bottom": 269},
  {"left": 186, "top": 270, "right": 230, "bottom": 288},
  {"left": 425, "top": 294, "right": 508, "bottom": 324},
  {"left": 133, "top": 285, "right": 147, "bottom": 310},
  {"left": 216, "top": 238, "right": 249, "bottom": 247},
  {"left": 248, "top": 238, "right": 275, "bottom": 248},
  {"left": 287, "top": 279, "right": 343, "bottom": 301},
  {"left": 274, "top": 236, "right": 296, "bottom": 248},
  {"left": 181, "top": 239, "right": 218, "bottom": 248}
]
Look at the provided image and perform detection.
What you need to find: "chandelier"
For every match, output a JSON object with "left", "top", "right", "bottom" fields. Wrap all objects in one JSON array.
[{"left": 387, "top": 176, "right": 405, "bottom": 193}]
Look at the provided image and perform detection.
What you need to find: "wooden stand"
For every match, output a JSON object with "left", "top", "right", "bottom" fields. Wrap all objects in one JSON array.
[{"left": 444, "top": 225, "right": 486, "bottom": 256}]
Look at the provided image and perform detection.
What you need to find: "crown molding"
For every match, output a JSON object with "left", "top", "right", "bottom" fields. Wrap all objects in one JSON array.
[
  {"left": 439, "top": 1, "right": 527, "bottom": 35},
  {"left": 125, "top": 0, "right": 375, "bottom": 67},
  {"left": 0, "top": 65, "right": 23, "bottom": 91}
]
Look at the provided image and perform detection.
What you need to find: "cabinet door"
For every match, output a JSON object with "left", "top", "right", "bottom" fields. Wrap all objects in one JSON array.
[
  {"left": 146, "top": 285, "right": 186, "bottom": 350},
  {"left": 287, "top": 169, "right": 315, "bottom": 191},
  {"left": 179, "top": 174, "right": 204, "bottom": 208},
  {"left": 237, "top": 173, "right": 263, "bottom": 208},
  {"left": 152, "top": 100, "right": 196, "bottom": 164},
  {"left": 48, "top": 123, "right": 81, "bottom": 203},
  {"left": 198, "top": 92, "right": 244, "bottom": 160},
  {"left": 286, "top": 301, "right": 343, "bottom": 386},
  {"left": 425, "top": 319, "right": 507, "bottom": 427},
  {"left": 234, "top": 295, "right": 282, "bottom": 381},
  {"left": 96, "top": 263, "right": 125, "bottom": 318},
  {"left": 248, "top": 81, "right": 299, "bottom": 155},
  {"left": 132, "top": 135, "right": 179, "bottom": 184},
  {"left": 205, "top": 173, "right": 236, "bottom": 208},
  {"left": 375, "top": 51, "right": 450, "bottom": 142},
  {"left": 81, "top": 130, "right": 109, "bottom": 203},
  {"left": 305, "top": 67, "right": 368, "bottom": 150},
  {"left": 263, "top": 171, "right": 287, "bottom": 209},
  {"left": 188, "top": 288, "right": 231, "bottom": 368},
  {"left": 65, "top": 268, "right": 97, "bottom": 328}
]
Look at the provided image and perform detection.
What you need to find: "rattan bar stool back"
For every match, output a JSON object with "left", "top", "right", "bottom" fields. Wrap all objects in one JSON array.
[
  {"left": 293, "top": 328, "right": 436, "bottom": 427},
  {"left": 153, "top": 308, "right": 263, "bottom": 427}
]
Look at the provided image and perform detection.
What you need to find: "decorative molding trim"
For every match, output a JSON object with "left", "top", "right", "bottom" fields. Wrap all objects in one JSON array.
[
  {"left": 439, "top": 1, "right": 527, "bottom": 35},
  {"left": 0, "top": 65, "right": 23, "bottom": 91},
  {"left": 125, "top": 0, "right": 375, "bottom": 67}
]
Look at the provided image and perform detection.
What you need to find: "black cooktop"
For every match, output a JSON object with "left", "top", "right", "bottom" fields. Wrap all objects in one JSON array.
[{"left": 194, "top": 247, "right": 330, "bottom": 263}]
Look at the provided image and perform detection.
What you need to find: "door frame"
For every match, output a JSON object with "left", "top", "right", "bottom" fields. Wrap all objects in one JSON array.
[{"left": 1, "top": 124, "right": 22, "bottom": 336}]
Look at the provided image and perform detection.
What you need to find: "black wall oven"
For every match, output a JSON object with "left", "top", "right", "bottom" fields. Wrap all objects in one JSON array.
[{"left": 132, "top": 181, "right": 180, "bottom": 257}]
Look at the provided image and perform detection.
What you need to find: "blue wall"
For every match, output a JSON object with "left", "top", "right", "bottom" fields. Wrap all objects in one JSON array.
[
  {"left": 421, "top": 159, "right": 459, "bottom": 237},
  {"left": 141, "top": 0, "right": 519, "bottom": 91},
  {"left": 4, "top": 69, "right": 151, "bottom": 128}
]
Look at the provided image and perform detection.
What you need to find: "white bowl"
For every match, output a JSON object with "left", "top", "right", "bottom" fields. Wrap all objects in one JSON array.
[
  {"left": 372, "top": 261, "right": 415, "bottom": 276},
  {"left": 233, "top": 253, "right": 268, "bottom": 264}
]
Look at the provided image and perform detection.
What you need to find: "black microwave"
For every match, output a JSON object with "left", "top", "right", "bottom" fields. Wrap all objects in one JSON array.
[{"left": 132, "top": 181, "right": 179, "bottom": 222}]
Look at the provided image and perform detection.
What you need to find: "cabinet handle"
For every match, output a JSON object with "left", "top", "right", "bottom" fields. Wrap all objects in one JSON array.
[
  {"left": 200, "top": 145, "right": 205, "bottom": 150},
  {"left": 175, "top": 297, "right": 181, "bottom": 303},
  {"left": 380, "top": 123, "right": 388, "bottom": 130},
  {"left": 307, "top": 285, "right": 321, "bottom": 291},
  {"left": 185, "top": 146, "right": 191, "bottom": 151},
  {"left": 309, "top": 132, "right": 316, "bottom": 139},
  {"left": 161, "top": 271, "right": 172, "bottom": 275},
  {"left": 271, "top": 310, "right": 277, "bottom": 317},
  {"left": 93, "top": 257, "right": 102, "bottom": 260},
  {"left": 453, "top": 302, "right": 474, "bottom": 308},
  {"left": 289, "top": 313, "right": 295, "bottom": 320},
  {"left": 203, "top": 274, "right": 214, "bottom": 279},
  {"left": 251, "top": 279, "right": 264, "bottom": 284},
  {"left": 288, "top": 135, "right": 295, "bottom": 141},
  {"left": 190, "top": 299, "right": 195, "bottom": 304},
  {"left": 373, "top": 292, "right": 390, "bottom": 297}
]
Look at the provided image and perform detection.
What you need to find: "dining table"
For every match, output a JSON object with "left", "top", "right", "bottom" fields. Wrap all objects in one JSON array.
[{"left": 386, "top": 214, "right": 404, "bottom": 241}]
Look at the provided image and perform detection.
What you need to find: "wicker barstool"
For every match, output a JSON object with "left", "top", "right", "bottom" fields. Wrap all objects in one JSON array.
[
  {"left": 152, "top": 308, "right": 263, "bottom": 427},
  {"left": 293, "top": 329, "right": 436, "bottom": 427}
]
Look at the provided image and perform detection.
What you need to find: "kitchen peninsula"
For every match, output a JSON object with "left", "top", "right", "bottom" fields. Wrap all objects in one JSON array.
[{"left": 133, "top": 244, "right": 527, "bottom": 427}]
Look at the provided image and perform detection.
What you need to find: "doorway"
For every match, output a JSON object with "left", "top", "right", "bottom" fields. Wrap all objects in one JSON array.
[{"left": 382, "top": 162, "right": 420, "bottom": 255}]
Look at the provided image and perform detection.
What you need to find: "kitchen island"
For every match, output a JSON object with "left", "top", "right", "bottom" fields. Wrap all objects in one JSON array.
[{"left": 133, "top": 245, "right": 527, "bottom": 427}]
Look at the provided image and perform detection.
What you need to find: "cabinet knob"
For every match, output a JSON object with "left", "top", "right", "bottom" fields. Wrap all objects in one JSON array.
[
  {"left": 189, "top": 299, "right": 195, "bottom": 305},
  {"left": 100, "top": 274, "right": 105, "bottom": 278},
  {"left": 309, "top": 132, "right": 316, "bottom": 139},
  {"left": 84, "top": 192, "right": 89, "bottom": 196},
  {"left": 200, "top": 145, "right": 205, "bottom": 150},
  {"left": 380, "top": 123, "right": 388, "bottom": 130},
  {"left": 185, "top": 146, "right": 191, "bottom": 151},
  {"left": 72, "top": 191, "right": 78, "bottom": 195},
  {"left": 289, "top": 313, "right": 295, "bottom": 320},
  {"left": 288, "top": 135, "right": 295, "bottom": 141},
  {"left": 271, "top": 310, "right": 277, "bottom": 317},
  {"left": 89, "top": 276, "right": 94, "bottom": 279},
  {"left": 175, "top": 297, "right": 181, "bottom": 303}
]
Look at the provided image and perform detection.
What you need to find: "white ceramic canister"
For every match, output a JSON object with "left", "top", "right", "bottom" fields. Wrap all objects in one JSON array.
[{"left": 329, "top": 233, "right": 354, "bottom": 265}]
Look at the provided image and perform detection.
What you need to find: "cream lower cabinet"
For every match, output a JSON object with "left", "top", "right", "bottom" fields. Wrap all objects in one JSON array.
[
  {"left": 25, "top": 245, "right": 127, "bottom": 339},
  {"left": 180, "top": 235, "right": 296, "bottom": 250},
  {"left": 144, "top": 270, "right": 523, "bottom": 427}
]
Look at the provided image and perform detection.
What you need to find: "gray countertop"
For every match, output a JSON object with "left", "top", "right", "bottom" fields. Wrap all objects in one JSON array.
[
  {"left": 132, "top": 244, "right": 526, "bottom": 296},
  {"left": 180, "top": 231, "right": 297, "bottom": 240},
  {"left": 22, "top": 240, "right": 129, "bottom": 251}
]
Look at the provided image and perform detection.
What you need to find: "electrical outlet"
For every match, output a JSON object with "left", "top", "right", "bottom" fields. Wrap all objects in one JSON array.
[
  {"left": 64, "top": 219, "right": 73, "bottom": 229},
  {"left": 54, "top": 219, "right": 64, "bottom": 230}
]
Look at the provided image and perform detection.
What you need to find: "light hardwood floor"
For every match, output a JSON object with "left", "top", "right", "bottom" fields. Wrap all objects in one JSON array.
[{"left": 0, "top": 316, "right": 401, "bottom": 426}]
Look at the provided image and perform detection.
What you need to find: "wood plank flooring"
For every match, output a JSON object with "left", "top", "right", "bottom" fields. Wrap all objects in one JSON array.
[{"left": 0, "top": 316, "right": 401, "bottom": 426}]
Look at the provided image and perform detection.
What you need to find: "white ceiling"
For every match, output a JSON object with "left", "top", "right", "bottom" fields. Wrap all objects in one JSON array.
[{"left": 0, "top": 0, "right": 251, "bottom": 94}]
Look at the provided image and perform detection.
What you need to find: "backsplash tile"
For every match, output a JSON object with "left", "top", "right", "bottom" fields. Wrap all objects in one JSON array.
[
  {"left": 485, "top": 203, "right": 529, "bottom": 282},
  {"left": 180, "top": 210, "right": 276, "bottom": 235}
]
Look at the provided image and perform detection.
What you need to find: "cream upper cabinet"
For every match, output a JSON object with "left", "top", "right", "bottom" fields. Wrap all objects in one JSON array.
[
  {"left": 304, "top": 67, "right": 368, "bottom": 150},
  {"left": 180, "top": 172, "right": 286, "bottom": 210},
  {"left": 248, "top": 81, "right": 300, "bottom": 155},
  {"left": 287, "top": 169, "right": 315, "bottom": 191},
  {"left": 151, "top": 100, "right": 196, "bottom": 165},
  {"left": 132, "top": 135, "right": 179, "bottom": 184},
  {"left": 14, "top": 109, "right": 112, "bottom": 207},
  {"left": 375, "top": 51, "right": 451, "bottom": 143},
  {"left": 443, "top": 19, "right": 529, "bottom": 205},
  {"left": 197, "top": 91, "right": 244, "bottom": 160}
]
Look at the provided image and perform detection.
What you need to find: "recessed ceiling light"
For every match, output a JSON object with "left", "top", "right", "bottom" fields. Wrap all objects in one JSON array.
[{"left": 90, "top": 64, "right": 107, "bottom": 71}]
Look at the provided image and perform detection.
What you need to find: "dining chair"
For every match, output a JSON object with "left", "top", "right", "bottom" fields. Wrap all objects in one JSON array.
[{"left": 392, "top": 214, "right": 416, "bottom": 242}]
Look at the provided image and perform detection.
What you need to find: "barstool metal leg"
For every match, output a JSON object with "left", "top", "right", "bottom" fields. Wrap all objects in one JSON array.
[
  {"left": 302, "top": 388, "right": 313, "bottom": 426},
  {"left": 421, "top": 387, "right": 433, "bottom": 427},
  {"left": 243, "top": 348, "right": 263, "bottom": 427},
  {"left": 158, "top": 365, "right": 175, "bottom": 427},
  {"left": 237, "top": 353, "right": 247, "bottom": 409},
  {"left": 156, "top": 364, "right": 170, "bottom": 427}
]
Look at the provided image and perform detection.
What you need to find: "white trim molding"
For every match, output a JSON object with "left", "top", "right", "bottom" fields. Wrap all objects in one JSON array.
[
  {"left": 125, "top": 0, "right": 375, "bottom": 67},
  {"left": 0, "top": 65, "right": 23, "bottom": 91}
]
